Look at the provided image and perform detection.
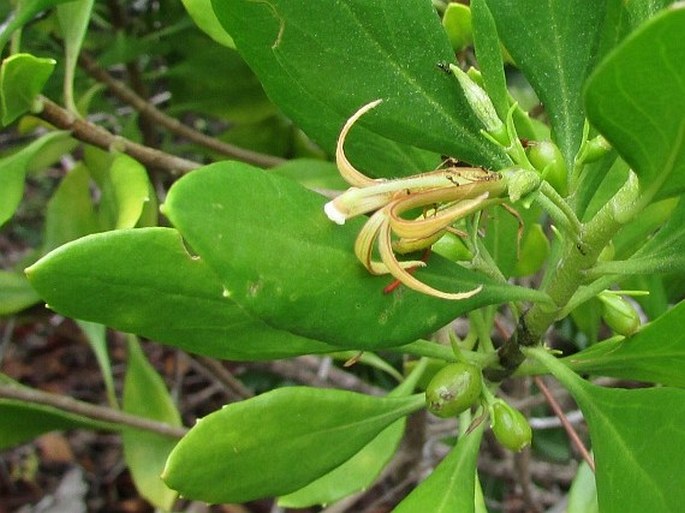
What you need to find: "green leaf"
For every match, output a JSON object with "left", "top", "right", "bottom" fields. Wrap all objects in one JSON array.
[
  {"left": 567, "top": 461, "right": 599, "bottom": 513},
  {"left": 585, "top": 5, "right": 685, "bottom": 200},
  {"left": 0, "top": 131, "right": 70, "bottom": 227},
  {"left": 442, "top": 3, "right": 473, "bottom": 53},
  {"left": 26, "top": 227, "right": 336, "bottom": 360},
  {"left": 43, "top": 163, "right": 100, "bottom": 251},
  {"left": 271, "top": 158, "right": 348, "bottom": 190},
  {"left": 530, "top": 348, "right": 685, "bottom": 513},
  {"left": 562, "top": 300, "right": 685, "bottom": 387},
  {"left": 162, "top": 162, "right": 549, "bottom": 350},
  {"left": 163, "top": 388, "right": 424, "bottom": 503},
  {"left": 180, "top": 0, "right": 235, "bottom": 48},
  {"left": 215, "top": 0, "right": 508, "bottom": 173},
  {"left": 594, "top": 196, "right": 685, "bottom": 276},
  {"left": 0, "top": 376, "right": 116, "bottom": 450},
  {"left": 278, "top": 360, "right": 427, "bottom": 507},
  {"left": 107, "top": 154, "right": 152, "bottom": 229},
  {"left": 0, "top": 0, "right": 75, "bottom": 51},
  {"left": 487, "top": 0, "right": 608, "bottom": 166},
  {"left": 0, "top": 53, "right": 55, "bottom": 126},
  {"left": 0, "top": 270, "right": 40, "bottom": 315},
  {"left": 77, "top": 321, "right": 116, "bottom": 408},
  {"left": 122, "top": 336, "right": 179, "bottom": 511},
  {"left": 471, "top": 0, "right": 508, "bottom": 120},
  {"left": 57, "top": 0, "right": 94, "bottom": 113},
  {"left": 391, "top": 422, "right": 484, "bottom": 513},
  {"left": 278, "top": 420, "right": 404, "bottom": 508}
]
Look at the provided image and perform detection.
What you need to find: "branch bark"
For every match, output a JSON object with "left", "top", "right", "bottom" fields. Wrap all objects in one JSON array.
[
  {"left": 0, "top": 383, "right": 188, "bottom": 439},
  {"left": 78, "top": 52, "right": 286, "bottom": 168},
  {"left": 35, "top": 96, "right": 200, "bottom": 174}
]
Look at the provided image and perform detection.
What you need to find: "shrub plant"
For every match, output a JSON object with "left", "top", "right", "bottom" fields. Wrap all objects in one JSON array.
[{"left": 1, "top": 1, "right": 685, "bottom": 511}]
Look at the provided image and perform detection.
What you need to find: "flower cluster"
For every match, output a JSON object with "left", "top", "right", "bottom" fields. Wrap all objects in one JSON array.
[{"left": 324, "top": 100, "right": 514, "bottom": 300}]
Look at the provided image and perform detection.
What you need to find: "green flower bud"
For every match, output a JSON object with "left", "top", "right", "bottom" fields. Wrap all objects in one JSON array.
[
  {"left": 425, "top": 362, "right": 482, "bottom": 418},
  {"left": 442, "top": 3, "right": 473, "bottom": 52},
  {"left": 598, "top": 291, "right": 641, "bottom": 336},
  {"left": 491, "top": 401, "right": 532, "bottom": 452},
  {"left": 449, "top": 64, "right": 506, "bottom": 144},
  {"left": 579, "top": 134, "right": 611, "bottom": 164},
  {"left": 526, "top": 141, "right": 568, "bottom": 196}
]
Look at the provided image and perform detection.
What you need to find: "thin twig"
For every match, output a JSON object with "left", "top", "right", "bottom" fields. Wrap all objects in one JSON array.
[
  {"left": 0, "top": 383, "right": 188, "bottom": 439},
  {"left": 35, "top": 96, "right": 200, "bottom": 174},
  {"left": 534, "top": 376, "right": 595, "bottom": 472},
  {"left": 193, "top": 355, "right": 254, "bottom": 399},
  {"left": 78, "top": 52, "right": 286, "bottom": 168}
]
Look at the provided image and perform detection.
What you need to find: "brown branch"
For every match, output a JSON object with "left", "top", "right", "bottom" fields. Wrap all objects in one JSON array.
[
  {"left": 193, "top": 355, "right": 254, "bottom": 399},
  {"left": 0, "top": 383, "right": 188, "bottom": 439},
  {"left": 78, "top": 52, "right": 286, "bottom": 168},
  {"left": 35, "top": 96, "right": 200, "bottom": 174},
  {"left": 534, "top": 376, "right": 595, "bottom": 472}
]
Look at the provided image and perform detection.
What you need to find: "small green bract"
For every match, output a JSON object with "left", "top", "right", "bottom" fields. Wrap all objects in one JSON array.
[{"left": 425, "top": 362, "right": 482, "bottom": 418}]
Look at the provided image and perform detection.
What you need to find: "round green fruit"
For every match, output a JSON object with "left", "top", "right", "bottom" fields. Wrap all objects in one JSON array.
[
  {"left": 526, "top": 140, "right": 568, "bottom": 196},
  {"left": 491, "top": 401, "right": 532, "bottom": 452},
  {"left": 598, "top": 291, "right": 641, "bottom": 336},
  {"left": 425, "top": 362, "right": 482, "bottom": 418}
]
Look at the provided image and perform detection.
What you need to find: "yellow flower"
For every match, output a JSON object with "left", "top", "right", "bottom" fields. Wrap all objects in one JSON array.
[{"left": 324, "top": 100, "right": 511, "bottom": 300}]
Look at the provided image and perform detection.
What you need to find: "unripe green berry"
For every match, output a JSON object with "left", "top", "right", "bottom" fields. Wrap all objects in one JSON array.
[
  {"left": 425, "top": 362, "right": 482, "bottom": 418},
  {"left": 598, "top": 291, "right": 641, "bottom": 336},
  {"left": 491, "top": 401, "right": 532, "bottom": 452},
  {"left": 526, "top": 141, "right": 568, "bottom": 196}
]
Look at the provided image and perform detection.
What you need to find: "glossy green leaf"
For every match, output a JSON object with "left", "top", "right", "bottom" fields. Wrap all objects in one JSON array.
[
  {"left": 271, "top": 158, "right": 348, "bottom": 190},
  {"left": 0, "top": 270, "right": 40, "bottom": 315},
  {"left": 442, "top": 3, "right": 473, "bottom": 53},
  {"left": 215, "top": 0, "right": 508, "bottom": 174},
  {"left": 585, "top": 5, "right": 685, "bottom": 200},
  {"left": 0, "top": 376, "right": 116, "bottom": 449},
  {"left": 108, "top": 154, "right": 152, "bottom": 229},
  {"left": 562, "top": 300, "right": 685, "bottom": 387},
  {"left": 181, "top": 0, "right": 235, "bottom": 47},
  {"left": 471, "top": 0, "right": 508, "bottom": 120},
  {"left": 0, "top": 53, "right": 55, "bottom": 126},
  {"left": 279, "top": 420, "right": 404, "bottom": 508},
  {"left": 278, "top": 359, "right": 427, "bottom": 507},
  {"left": 43, "top": 163, "right": 99, "bottom": 251},
  {"left": 567, "top": 461, "right": 599, "bottom": 513},
  {"left": 487, "top": 0, "right": 608, "bottom": 167},
  {"left": 26, "top": 228, "right": 336, "bottom": 360},
  {"left": 77, "top": 321, "right": 116, "bottom": 407},
  {"left": 122, "top": 336, "right": 180, "bottom": 511},
  {"left": 162, "top": 388, "right": 424, "bottom": 503},
  {"left": 530, "top": 347, "right": 685, "bottom": 513},
  {"left": 0, "top": 131, "right": 70, "bottom": 227},
  {"left": 392, "top": 422, "right": 484, "bottom": 513},
  {"left": 162, "top": 162, "right": 550, "bottom": 349},
  {"left": 57, "top": 0, "right": 94, "bottom": 113},
  {"left": 594, "top": 196, "right": 685, "bottom": 276},
  {"left": 0, "top": 0, "right": 74, "bottom": 51}
]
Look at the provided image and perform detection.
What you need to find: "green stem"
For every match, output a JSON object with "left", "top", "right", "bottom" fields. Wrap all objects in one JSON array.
[
  {"left": 486, "top": 174, "right": 640, "bottom": 380},
  {"left": 397, "top": 340, "right": 497, "bottom": 367},
  {"left": 536, "top": 181, "right": 583, "bottom": 239}
]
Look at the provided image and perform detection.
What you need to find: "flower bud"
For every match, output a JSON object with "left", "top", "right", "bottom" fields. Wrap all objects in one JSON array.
[
  {"left": 491, "top": 401, "right": 532, "bottom": 452},
  {"left": 526, "top": 140, "right": 568, "bottom": 196},
  {"left": 449, "top": 64, "right": 506, "bottom": 144},
  {"left": 598, "top": 291, "right": 641, "bottom": 336},
  {"left": 425, "top": 362, "right": 482, "bottom": 418}
]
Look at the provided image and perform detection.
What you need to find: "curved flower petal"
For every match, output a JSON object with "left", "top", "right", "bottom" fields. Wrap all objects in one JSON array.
[
  {"left": 389, "top": 192, "right": 495, "bottom": 240},
  {"left": 354, "top": 209, "right": 424, "bottom": 275},
  {"left": 336, "top": 99, "right": 384, "bottom": 187},
  {"left": 378, "top": 218, "right": 483, "bottom": 301}
]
